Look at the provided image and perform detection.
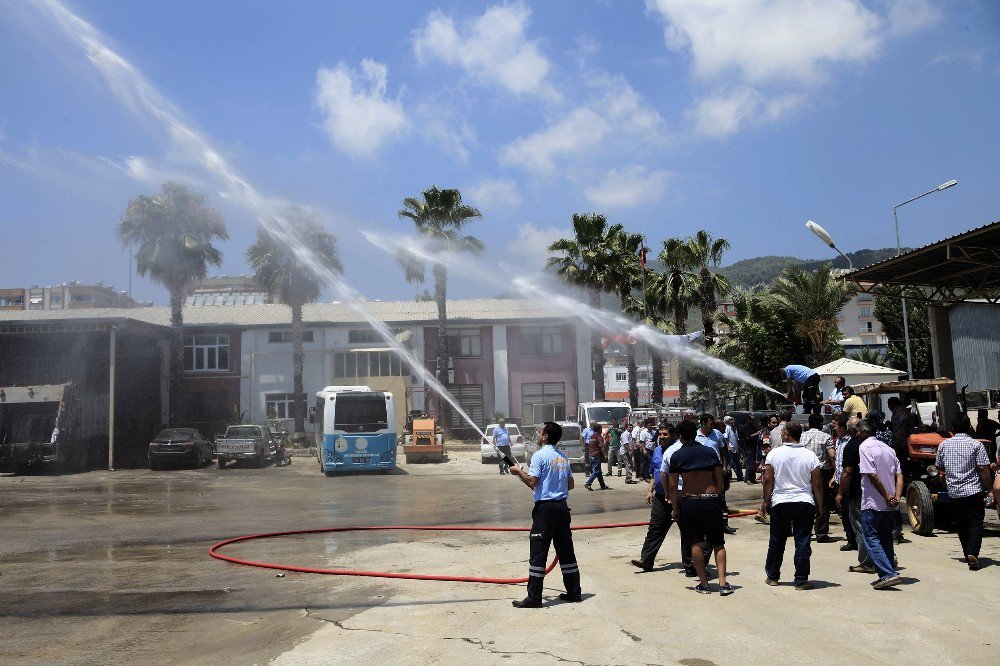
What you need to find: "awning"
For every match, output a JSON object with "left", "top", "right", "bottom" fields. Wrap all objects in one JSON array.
[
  {"left": 847, "top": 220, "right": 1000, "bottom": 304},
  {"left": 852, "top": 378, "right": 955, "bottom": 396}
]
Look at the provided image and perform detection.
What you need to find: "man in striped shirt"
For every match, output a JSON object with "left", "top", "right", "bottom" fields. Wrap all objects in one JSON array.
[{"left": 935, "top": 413, "right": 992, "bottom": 570}]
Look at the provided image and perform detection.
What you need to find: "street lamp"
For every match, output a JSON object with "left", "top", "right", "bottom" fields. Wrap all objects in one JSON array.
[
  {"left": 806, "top": 220, "right": 853, "bottom": 270},
  {"left": 893, "top": 179, "right": 958, "bottom": 379}
]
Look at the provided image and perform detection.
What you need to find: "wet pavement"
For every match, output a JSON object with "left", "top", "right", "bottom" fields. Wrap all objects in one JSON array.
[{"left": 0, "top": 452, "right": 663, "bottom": 664}]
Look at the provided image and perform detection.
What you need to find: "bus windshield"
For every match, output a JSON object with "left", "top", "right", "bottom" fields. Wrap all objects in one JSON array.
[
  {"left": 334, "top": 394, "right": 388, "bottom": 433},
  {"left": 585, "top": 406, "right": 630, "bottom": 424}
]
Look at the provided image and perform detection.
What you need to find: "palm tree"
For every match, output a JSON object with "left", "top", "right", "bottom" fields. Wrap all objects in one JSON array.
[
  {"left": 770, "top": 263, "right": 854, "bottom": 366},
  {"left": 547, "top": 213, "right": 622, "bottom": 401},
  {"left": 686, "top": 230, "right": 730, "bottom": 412},
  {"left": 658, "top": 238, "right": 699, "bottom": 404},
  {"left": 607, "top": 228, "right": 645, "bottom": 407},
  {"left": 397, "top": 186, "right": 483, "bottom": 430},
  {"left": 118, "top": 182, "right": 228, "bottom": 425},
  {"left": 642, "top": 269, "right": 678, "bottom": 406},
  {"left": 247, "top": 208, "right": 343, "bottom": 437},
  {"left": 852, "top": 347, "right": 886, "bottom": 366}
]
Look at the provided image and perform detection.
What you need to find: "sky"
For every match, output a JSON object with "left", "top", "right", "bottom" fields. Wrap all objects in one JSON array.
[{"left": 1, "top": 0, "right": 998, "bottom": 306}]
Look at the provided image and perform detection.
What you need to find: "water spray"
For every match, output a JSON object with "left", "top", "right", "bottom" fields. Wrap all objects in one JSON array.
[
  {"left": 363, "top": 231, "right": 785, "bottom": 399},
  {"left": 34, "top": 0, "right": 488, "bottom": 441}
]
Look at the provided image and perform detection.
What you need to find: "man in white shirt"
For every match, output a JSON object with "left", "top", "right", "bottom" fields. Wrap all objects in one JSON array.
[
  {"left": 723, "top": 416, "right": 744, "bottom": 482},
  {"left": 762, "top": 422, "right": 823, "bottom": 590},
  {"left": 618, "top": 420, "right": 636, "bottom": 484},
  {"left": 823, "top": 376, "right": 847, "bottom": 413},
  {"left": 638, "top": 420, "right": 654, "bottom": 480}
]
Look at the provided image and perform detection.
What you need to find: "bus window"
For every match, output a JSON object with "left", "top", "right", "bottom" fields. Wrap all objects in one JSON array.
[{"left": 334, "top": 394, "right": 388, "bottom": 433}]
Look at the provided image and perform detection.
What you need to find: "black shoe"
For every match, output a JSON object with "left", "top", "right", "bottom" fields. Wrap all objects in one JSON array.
[
  {"left": 840, "top": 544, "right": 858, "bottom": 551},
  {"left": 684, "top": 566, "right": 697, "bottom": 578},
  {"left": 512, "top": 598, "right": 543, "bottom": 608},
  {"left": 815, "top": 536, "right": 834, "bottom": 543},
  {"left": 601, "top": 485, "right": 612, "bottom": 490},
  {"left": 558, "top": 592, "right": 582, "bottom": 602},
  {"left": 723, "top": 525, "right": 737, "bottom": 535}
]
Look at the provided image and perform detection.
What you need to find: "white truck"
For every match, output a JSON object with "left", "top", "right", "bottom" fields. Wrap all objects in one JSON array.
[
  {"left": 577, "top": 401, "right": 632, "bottom": 432},
  {"left": 215, "top": 424, "right": 274, "bottom": 468}
]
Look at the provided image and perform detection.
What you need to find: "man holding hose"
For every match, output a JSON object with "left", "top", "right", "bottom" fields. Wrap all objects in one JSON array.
[{"left": 509, "top": 421, "right": 583, "bottom": 608}]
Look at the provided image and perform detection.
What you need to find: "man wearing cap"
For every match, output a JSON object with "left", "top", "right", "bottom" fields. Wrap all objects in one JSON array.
[{"left": 782, "top": 364, "right": 822, "bottom": 416}]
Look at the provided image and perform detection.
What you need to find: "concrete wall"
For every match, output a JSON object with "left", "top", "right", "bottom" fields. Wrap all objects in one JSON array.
[{"left": 506, "top": 323, "right": 579, "bottom": 424}]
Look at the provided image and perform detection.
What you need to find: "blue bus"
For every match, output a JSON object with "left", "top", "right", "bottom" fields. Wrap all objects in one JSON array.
[{"left": 312, "top": 385, "right": 397, "bottom": 475}]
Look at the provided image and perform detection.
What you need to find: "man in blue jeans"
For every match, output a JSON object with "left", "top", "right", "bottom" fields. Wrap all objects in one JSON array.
[
  {"left": 762, "top": 423, "right": 823, "bottom": 590},
  {"left": 859, "top": 428, "right": 904, "bottom": 589},
  {"left": 584, "top": 421, "right": 611, "bottom": 491}
]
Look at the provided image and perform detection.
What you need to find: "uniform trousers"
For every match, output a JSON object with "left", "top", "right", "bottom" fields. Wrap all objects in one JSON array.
[
  {"left": 639, "top": 493, "right": 675, "bottom": 565},
  {"left": 526, "top": 499, "right": 580, "bottom": 602}
]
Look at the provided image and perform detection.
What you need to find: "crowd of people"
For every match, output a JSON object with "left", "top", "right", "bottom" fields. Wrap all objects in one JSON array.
[{"left": 507, "top": 378, "right": 999, "bottom": 606}]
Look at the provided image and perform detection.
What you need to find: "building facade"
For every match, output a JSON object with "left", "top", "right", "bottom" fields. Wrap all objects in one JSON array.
[{"left": 0, "top": 281, "right": 141, "bottom": 311}]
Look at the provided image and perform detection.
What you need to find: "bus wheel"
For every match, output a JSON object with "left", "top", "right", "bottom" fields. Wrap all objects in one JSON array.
[
  {"left": 907, "top": 481, "right": 935, "bottom": 536},
  {"left": 324, "top": 470, "right": 335, "bottom": 477}
]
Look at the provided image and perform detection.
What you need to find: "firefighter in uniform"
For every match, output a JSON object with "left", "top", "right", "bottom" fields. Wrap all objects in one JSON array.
[{"left": 509, "top": 421, "right": 582, "bottom": 608}]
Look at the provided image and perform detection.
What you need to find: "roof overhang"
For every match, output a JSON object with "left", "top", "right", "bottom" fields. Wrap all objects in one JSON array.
[
  {"left": 852, "top": 377, "right": 956, "bottom": 396},
  {"left": 846, "top": 221, "right": 1000, "bottom": 305},
  {"left": 0, "top": 316, "right": 168, "bottom": 337}
]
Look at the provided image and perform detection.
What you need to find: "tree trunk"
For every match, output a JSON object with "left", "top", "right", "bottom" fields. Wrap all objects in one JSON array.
[
  {"left": 651, "top": 347, "right": 664, "bottom": 406},
  {"left": 589, "top": 288, "right": 606, "bottom": 401},
  {"left": 291, "top": 300, "right": 305, "bottom": 437},
  {"left": 168, "top": 287, "right": 184, "bottom": 427},
  {"left": 433, "top": 263, "right": 452, "bottom": 436},
  {"left": 674, "top": 302, "right": 688, "bottom": 405},
  {"left": 626, "top": 341, "right": 638, "bottom": 407},
  {"left": 701, "top": 277, "right": 718, "bottom": 414}
]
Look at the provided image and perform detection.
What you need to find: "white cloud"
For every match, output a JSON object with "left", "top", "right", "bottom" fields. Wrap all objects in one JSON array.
[
  {"left": 883, "top": 0, "right": 942, "bottom": 37},
  {"left": 500, "top": 74, "right": 665, "bottom": 174},
  {"left": 690, "top": 86, "right": 806, "bottom": 138},
  {"left": 315, "top": 59, "right": 409, "bottom": 158},
  {"left": 415, "top": 102, "right": 476, "bottom": 163},
  {"left": 500, "top": 107, "right": 609, "bottom": 174},
  {"left": 929, "top": 48, "right": 987, "bottom": 68},
  {"left": 468, "top": 177, "right": 522, "bottom": 210},
  {"left": 504, "top": 223, "right": 566, "bottom": 272},
  {"left": 646, "top": 0, "right": 884, "bottom": 85},
  {"left": 583, "top": 165, "right": 673, "bottom": 208},
  {"left": 413, "top": 2, "right": 554, "bottom": 97},
  {"left": 646, "top": 0, "right": 938, "bottom": 139}
]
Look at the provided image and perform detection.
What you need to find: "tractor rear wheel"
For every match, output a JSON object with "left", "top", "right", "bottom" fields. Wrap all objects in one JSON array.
[{"left": 907, "top": 481, "right": 935, "bottom": 536}]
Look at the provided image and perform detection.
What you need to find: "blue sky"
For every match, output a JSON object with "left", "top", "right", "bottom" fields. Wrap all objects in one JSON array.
[{"left": 1, "top": 0, "right": 998, "bottom": 305}]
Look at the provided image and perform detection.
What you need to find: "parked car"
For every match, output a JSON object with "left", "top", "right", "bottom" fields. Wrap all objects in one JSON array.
[
  {"left": 148, "top": 428, "right": 213, "bottom": 470},
  {"left": 480, "top": 423, "right": 524, "bottom": 464},
  {"left": 215, "top": 424, "right": 275, "bottom": 468},
  {"left": 525, "top": 421, "right": 584, "bottom": 470}
]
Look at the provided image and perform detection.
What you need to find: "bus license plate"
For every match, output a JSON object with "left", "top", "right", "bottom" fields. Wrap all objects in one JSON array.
[{"left": 354, "top": 456, "right": 372, "bottom": 464}]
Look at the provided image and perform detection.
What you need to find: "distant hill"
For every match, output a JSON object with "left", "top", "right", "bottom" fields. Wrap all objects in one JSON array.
[{"left": 719, "top": 247, "right": 907, "bottom": 288}]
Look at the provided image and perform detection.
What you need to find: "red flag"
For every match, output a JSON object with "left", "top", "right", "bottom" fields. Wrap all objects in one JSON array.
[{"left": 640, "top": 246, "right": 647, "bottom": 266}]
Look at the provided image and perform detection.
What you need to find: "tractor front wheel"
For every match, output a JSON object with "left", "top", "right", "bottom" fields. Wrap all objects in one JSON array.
[{"left": 907, "top": 481, "right": 935, "bottom": 536}]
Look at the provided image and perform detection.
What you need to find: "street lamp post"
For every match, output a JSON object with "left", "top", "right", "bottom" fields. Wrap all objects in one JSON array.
[
  {"left": 893, "top": 179, "right": 958, "bottom": 380},
  {"left": 806, "top": 220, "right": 854, "bottom": 270}
]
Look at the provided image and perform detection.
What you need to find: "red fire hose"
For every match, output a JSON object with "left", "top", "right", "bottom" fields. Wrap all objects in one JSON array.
[{"left": 209, "top": 511, "right": 758, "bottom": 585}]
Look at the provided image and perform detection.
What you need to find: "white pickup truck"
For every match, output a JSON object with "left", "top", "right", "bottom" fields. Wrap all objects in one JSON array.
[{"left": 215, "top": 424, "right": 272, "bottom": 468}]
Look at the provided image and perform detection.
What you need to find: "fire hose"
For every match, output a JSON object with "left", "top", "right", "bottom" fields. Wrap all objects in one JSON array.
[{"left": 209, "top": 511, "right": 759, "bottom": 585}]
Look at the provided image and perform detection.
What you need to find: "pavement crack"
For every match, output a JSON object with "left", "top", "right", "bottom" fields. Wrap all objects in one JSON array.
[
  {"left": 301, "top": 608, "right": 599, "bottom": 664},
  {"left": 621, "top": 629, "right": 642, "bottom": 642}
]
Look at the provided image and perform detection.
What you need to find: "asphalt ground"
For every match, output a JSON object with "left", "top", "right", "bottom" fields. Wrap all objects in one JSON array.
[{"left": 1, "top": 450, "right": 997, "bottom": 665}]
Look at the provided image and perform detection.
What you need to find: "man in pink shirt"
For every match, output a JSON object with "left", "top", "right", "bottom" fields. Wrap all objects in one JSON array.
[{"left": 859, "top": 422, "right": 904, "bottom": 590}]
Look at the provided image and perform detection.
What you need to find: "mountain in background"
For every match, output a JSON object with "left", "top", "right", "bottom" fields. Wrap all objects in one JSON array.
[{"left": 718, "top": 247, "right": 908, "bottom": 288}]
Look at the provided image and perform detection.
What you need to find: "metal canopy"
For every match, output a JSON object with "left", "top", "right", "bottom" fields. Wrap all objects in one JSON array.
[
  {"left": 852, "top": 377, "right": 956, "bottom": 397},
  {"left": 847, "top": 220, "right": 1000, "bottom": 304}
]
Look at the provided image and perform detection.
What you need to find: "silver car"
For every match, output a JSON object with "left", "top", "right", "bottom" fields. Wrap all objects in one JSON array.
[
  {"left": 525, "top": 422, "right": 583, "bottom": 470},
  {"left": 480, "top": 424, "right": 525, "bottom": 464}
]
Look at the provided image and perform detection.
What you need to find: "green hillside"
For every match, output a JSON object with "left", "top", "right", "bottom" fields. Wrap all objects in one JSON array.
[{"left": 719, "top": 247, "right": 906, "bottom": 288}]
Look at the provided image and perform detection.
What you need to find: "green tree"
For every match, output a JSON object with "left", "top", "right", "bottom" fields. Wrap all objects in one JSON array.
[
  {"left": 658, "top": 238, "right": 699, "bottom": 404},
  {"left": 851, "top": 346, "right": 887, "bottom": 366},
  {"left": 874, "top": 288, "right": 933, "bottom": 378},
  {"left": 547, "top": 213, "right": 623, "bottom": 401},
  {"left": 642, "top": 269, "right": 678, "bottom": 406},
  {"left": 770, "top": 264, "right": 853, "bottom": 367},
  {"left": 247, "top": 208, "right": 343, "bottom": 436},
  {"left": 118, "top": 182, "right": 228, "bottom": 425},
  {"left": 607, "top": 228, "right": 645, "bottom": 407},
  {"left": 716, "top": 286, "right": 808, "bottom": 409},
  {"left": 397, "top": 186, "right": 484, "bottom": 430},
  {"left": 686, "top": 230, "right": 730, "bottom": 412}
]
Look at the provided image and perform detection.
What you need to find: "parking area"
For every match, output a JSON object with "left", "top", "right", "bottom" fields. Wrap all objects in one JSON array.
[{"left": 1, "top": 450, "right": 998, "bottom": 664}]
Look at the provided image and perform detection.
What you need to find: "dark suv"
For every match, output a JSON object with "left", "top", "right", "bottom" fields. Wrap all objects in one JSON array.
[{"left": 148, "top": 428, "right": 213, "bottom": 470}]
